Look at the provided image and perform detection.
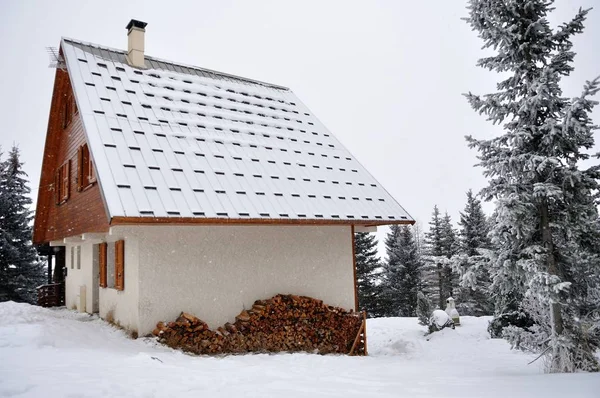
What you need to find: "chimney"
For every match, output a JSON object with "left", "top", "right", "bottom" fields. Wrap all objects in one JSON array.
[{"left": 125, "top": 19, "right": 147, "bottom": 68}]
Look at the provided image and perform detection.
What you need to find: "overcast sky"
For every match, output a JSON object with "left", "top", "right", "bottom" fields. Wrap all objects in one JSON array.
[{"left": 1, "top": 0, "right": 598, "bottom": 254}]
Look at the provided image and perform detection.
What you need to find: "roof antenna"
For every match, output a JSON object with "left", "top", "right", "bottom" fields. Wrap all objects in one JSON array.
[{"left": 46, "top": 47, "right": 66, "bottom": 70}]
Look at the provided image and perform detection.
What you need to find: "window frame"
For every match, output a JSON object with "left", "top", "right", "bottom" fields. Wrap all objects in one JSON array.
[
  {"left": 77, "top": 143, "right": 96, "bottom": 191},
  {"left": 99, "top": 240, "right": 124, "bottom": 291},
  {"left": 62, "top": 94, "right": 78, "bottom": 129},
  {"left": 55, "top": 160, "right": 71, "bottom": 205}
]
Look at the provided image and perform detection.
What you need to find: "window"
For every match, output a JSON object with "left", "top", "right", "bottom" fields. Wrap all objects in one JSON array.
[
  {"left": 55, "top": 160, "right": 70, "bottom": 205},
  {"left": 77, "top": 144, "right": 96, "bottom": 191},
  {"left": 98, "top": 240, "right": 124, "bottom": 291},
  {"left": 70, "top": 246, "right": 81, "bottom": 269},
  {"left": 63, "top": 94, "right": 78, "bottom": 129}
]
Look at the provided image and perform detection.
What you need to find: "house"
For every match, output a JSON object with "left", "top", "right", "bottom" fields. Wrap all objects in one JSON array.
[{"left": 33, "top": 20, "right": 414, "bottom": 336}]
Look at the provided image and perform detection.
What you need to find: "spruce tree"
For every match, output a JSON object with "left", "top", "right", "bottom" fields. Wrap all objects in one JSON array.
[
  {"left": 465, "top": 0, "right": 600, "bottom": 372},
  {"left": 354, "top": 231, "right": 382, "bottom": 317},
  {"left": 422, "top": 206, "right": 442, "bottom": 307},
  {"left": 380, "top": 225, "right": 423, "bottom": 317},
  {"left": 379, "top": 225, "right": 402, "bottom": 316},
  {"left": 440, "top": 212, "right": 459, "bottom": 299},
  {"left": 423, "top": 206, "right": 459, "bottom": 309},
  {"left": 395, "top": 226, "right": 423, "bottom": 317},
  {"left": 453, "top": 190, "right": 494, "bottom": 315},
  {"left": 0, "top": 146, "right": 45, "bottom": 303}
]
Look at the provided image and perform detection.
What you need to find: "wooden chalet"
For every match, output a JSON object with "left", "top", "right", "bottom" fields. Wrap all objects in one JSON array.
[{"left": 33, "top": 20, "right": 414, "bottom": 336}]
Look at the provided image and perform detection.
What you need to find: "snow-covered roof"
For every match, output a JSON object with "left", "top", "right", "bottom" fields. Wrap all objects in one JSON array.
[{"left": 62, "top": 38, "right": 413, "bottom": 224}]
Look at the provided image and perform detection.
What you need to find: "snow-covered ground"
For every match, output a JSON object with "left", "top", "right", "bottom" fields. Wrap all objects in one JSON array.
[{"left": 1, "top": 302, "right": 598, "bottom": 397}]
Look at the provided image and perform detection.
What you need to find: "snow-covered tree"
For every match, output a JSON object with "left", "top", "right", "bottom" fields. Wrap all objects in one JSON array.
[
  {"left": 354, "top": 231, "right": 383, "bottom": 317},
  {"left": 380, "top": 225, "right": 423, "bottom": 316},
  {"left": 0, "top": 146, "right": 45, "bottom": 304},
  {"left": 423, "top": 206, "right": 459, "bottom": 309},
  {"left": 453, "top": 190, "right": 494, "bottom": 315},
  {"left": 465, "top": 0, "right": 600, "bottom": 372},
  {"left": 416, "top": 291, "right": 433, "bottom": 326}
]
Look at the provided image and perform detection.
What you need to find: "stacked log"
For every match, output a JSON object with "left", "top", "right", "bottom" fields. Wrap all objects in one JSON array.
[{"left": 153, "top": 294, "right": 365, "bottom": 355}]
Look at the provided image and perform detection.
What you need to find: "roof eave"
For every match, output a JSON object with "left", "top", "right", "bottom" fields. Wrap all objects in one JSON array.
[{"left": 110, "top": 216, "right": 415, "bottom": 227}]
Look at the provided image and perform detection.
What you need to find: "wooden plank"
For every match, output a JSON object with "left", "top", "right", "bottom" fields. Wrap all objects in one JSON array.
[
  {"left": 363, "top": 310, "right": 368, "bottom": 356},
  {"left": 348, "top": 320, "right": 365, "bottom": 356}
]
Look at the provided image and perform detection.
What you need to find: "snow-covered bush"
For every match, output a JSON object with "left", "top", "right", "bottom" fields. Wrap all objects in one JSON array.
[
  {"left": 428, "top": 310, "right": 455, "bottom": 334},
  {"left": 487, "top": 311, "right": 535, "bottom": 339}
]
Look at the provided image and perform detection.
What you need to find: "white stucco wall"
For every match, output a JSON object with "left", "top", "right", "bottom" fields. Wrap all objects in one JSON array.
[
  {"left": 106, "top": 225, "right": 355, "bottom": 336},
  {"left": 97, "top": 229, "right": 140, "bottom": 333}
]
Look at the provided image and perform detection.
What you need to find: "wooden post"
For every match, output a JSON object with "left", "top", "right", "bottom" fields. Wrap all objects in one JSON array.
[
  {"left": 362, "top": 310, "right": 368, "bottom": 356},
  {"left": 47, "top": 254, "right": 53, "bottom": 284},
  {"left": 349, "top": 319, "right": 365, "bottom": 356},
  {"left": 351, "top": 225, "right": 358, "bottom": 311}
]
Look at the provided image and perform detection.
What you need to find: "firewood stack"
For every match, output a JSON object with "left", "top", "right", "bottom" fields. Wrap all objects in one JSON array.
[{"left": 152, "top": 294, "right": 366, "bottom": 355}]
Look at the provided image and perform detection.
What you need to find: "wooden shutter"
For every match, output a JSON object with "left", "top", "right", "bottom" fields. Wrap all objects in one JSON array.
[
  {"left": 87, "top": 146, "right": 96, "bottom": 184},
  {"left": 115, "top": 240, "right": 125, "bottom": 291},
  {"left": 61, "top": 161, "right": 70, "bottom": 202},
  {"left": 55, "top": 168, "right": 61, "bottom": 205},
  {"left": 99, "top": 243, "right": 107, "bottom": 288},
  {"left": 63, "top": 100, "right": 69, "bottom": 129},
  {"left": 77, "top": 146, "right": 83, "bottom": 191}
]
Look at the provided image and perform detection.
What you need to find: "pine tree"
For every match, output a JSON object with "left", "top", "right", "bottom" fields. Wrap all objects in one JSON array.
[
  {"left": 380, "top": 225, "right": 423, "bottom": 317},
  {"left": 0, "top": 146, "right": 45, "bottom": 303},
  {"left": 465, "top": 0, "right": 600, "bottom": 372},
  {"left": 453, "top": 190, "right": 494, "bottom": 315},
  {"left": 354, "top": 231, "right": 383, "bottom": 317},
  {"left": 423, "top": 206, "right": 459, "bottom": 309}
]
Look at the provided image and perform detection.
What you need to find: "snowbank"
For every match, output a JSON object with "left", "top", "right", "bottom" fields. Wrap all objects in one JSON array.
[{"left": 0, "top": 302, "right": 598, "bottom": 397}]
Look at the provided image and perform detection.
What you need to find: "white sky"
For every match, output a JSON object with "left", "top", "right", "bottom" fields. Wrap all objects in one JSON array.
[{"left": 1, "top": 1, "right": 598, "bottom": 256}]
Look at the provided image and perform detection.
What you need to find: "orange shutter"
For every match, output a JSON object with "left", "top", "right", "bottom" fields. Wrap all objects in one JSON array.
[
  {"left": 115, "top": 240, "right": 125, "bottom": 291},
  {"left": 84, "top": 145, "right": 93, "bottom": 184},
  {"left": 55, "top": 168, "right": 61, "bottom": 205},
  {"left": 99, "top": 243, "right": 107, "bottom": 288},
  {"left": 61, "top": 161, "right": 70, "bottom": 202},
  {"left": 63, "top": 100, "right": 68, "bottom": 128},
  {"left": 77, "top": 146, "right": 83, "bottom": 191},
  {"left": 87, "top": 146, "right": 96, "bottom": 184}
]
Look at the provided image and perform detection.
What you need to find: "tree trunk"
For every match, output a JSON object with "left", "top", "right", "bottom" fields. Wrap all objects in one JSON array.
[
  {"left": 445, "top": 267, "right": 454, "bottom": 298},
  {"left": 540, "top": 198, "right": 564, "bottom": 336},
  {"left": 540, "top": 197, "right": 565, "bottom": 371},
  {"left": 437, "top": 263, "right": 444, "bottom": 309}
]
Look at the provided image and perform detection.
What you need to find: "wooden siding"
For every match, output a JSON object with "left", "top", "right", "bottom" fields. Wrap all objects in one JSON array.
[{"left": 33, "top": 68, "right": 109, "bottom": 244}]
